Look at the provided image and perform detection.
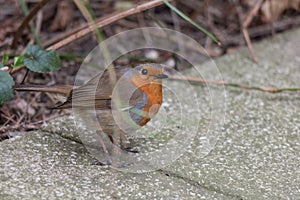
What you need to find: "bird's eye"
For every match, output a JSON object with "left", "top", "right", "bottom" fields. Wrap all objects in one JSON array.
[{"left": 141, "top": 68, "right": 148, "bottom": 75}]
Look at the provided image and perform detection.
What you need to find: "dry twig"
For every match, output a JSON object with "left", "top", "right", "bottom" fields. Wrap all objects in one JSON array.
[
  {"left": 170, "top": 75, "right": 300, "bottom": 94},
  {"left": 236, "top": 0, "right": 264, "bottom": 62}
]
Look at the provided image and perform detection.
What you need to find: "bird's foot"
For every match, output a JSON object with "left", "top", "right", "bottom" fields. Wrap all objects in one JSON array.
[{"left": 122, "top": 146, "right": 139, "bottom": 153}]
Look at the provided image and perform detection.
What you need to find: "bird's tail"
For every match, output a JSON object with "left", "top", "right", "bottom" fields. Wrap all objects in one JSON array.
[{"left": 14, "top": 84, "right": 74, "bottom": 97}]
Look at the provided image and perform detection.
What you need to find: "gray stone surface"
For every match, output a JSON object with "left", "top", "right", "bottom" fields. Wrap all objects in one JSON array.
[
  {"left": 0, "top": 132, "right": 231, "bottom": 199},
  {"left": 1, "top": 28, "right": 299, "bottom": 199},
  {"left": 165, "top": 28, "right": 300, "bottom": 199}
]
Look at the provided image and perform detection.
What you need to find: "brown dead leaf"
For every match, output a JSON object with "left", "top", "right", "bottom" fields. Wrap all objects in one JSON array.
[
  {"left": 50, "top": 0, "right": 74, "bottom": 32},
  {"left": 261, "top": 0, "right": 300, "bottom": 22}
]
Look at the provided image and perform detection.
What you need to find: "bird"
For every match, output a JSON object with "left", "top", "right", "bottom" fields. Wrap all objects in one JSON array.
[{"left": 15, "top": 63, "right": 168, "bottom": 155}]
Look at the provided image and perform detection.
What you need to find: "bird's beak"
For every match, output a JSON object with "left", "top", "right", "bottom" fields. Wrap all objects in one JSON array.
[{"left": 154, "top": 74, "right": 168, "bottom": 79}]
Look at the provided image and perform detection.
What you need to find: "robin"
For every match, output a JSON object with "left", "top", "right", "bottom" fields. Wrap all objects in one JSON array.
[{"left": 15, "top": 63, "right": 168, "bottom": 154}]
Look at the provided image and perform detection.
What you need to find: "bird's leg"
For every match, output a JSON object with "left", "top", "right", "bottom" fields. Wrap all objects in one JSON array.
[
  {"left": 120, "top": 135, "right": 139, "bottom": 154},
  {"left": 119, "top": 131, "right": 128, "bottom": 149},
  {"left": 93, "top": 130, "right": 112, "bottom": 165}
]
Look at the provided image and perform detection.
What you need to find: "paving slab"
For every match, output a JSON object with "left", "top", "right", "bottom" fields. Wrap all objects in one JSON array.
[
  {"left": 164, "top": 28, "right": 300, "bottom": 199},
  {"left": 0, "top": 132, "right": 232, "bottom": 199}
]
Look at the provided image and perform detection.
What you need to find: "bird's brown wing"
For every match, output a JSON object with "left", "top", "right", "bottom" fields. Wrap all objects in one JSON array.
[{"left": 58, "top": 66, "right": 132, "bottom": 109}]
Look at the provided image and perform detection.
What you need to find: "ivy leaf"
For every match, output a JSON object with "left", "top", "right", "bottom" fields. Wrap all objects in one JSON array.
[
  {"left": 13, "top": 56, "right": 24, "bottom": 67},
  {"left": 0, "top": 70, "right": 15, "bottom": 104},
  {"left": 24, "top": 45, "right": 61, "bottom": 73}
]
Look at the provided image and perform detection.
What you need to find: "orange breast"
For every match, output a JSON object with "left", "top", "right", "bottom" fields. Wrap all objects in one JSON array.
[{"left": 138, "top": 83, "right": 163, "bottom": 126}]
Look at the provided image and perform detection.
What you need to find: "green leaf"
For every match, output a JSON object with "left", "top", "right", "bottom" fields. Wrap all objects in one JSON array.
[
  {"left": 13, "top": 56, "right": 24, "bottom": 67},
  {"left": 0, "top": 70, "right": 15, "bottom": 104},
  {"left": 3, "top": 55, "right": 9, "bottom": 65},
  {"left": 24, "top": 45, "right": 61, "bottom": 73}
]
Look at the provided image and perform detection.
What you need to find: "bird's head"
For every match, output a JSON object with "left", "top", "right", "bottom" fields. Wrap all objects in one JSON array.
[{"left": 130, "top": 63, "right": 168, "bottom": 89}]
